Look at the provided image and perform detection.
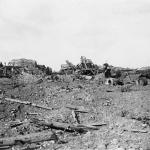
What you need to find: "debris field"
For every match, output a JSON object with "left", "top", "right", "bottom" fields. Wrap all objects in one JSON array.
[{"left": 0, "top": 58, "right": 150, "bottom": 150}]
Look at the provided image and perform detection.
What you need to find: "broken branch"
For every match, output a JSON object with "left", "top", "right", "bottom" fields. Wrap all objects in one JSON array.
[{"left": 4, "top": 98, "right": 52, "bottom": 111}]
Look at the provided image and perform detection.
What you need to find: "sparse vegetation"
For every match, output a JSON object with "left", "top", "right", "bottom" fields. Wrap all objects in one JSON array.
[{"left": 0, "top": 57, "right": 149, "bottom": 149}]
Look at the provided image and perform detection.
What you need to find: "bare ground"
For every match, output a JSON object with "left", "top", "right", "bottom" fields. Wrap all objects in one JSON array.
[{"left": 0, "top": 75, "right": 150, "bottom": 150}]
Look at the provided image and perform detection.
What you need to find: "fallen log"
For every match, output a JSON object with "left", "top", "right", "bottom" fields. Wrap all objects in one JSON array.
[
  {"left": 123, "top": 129, "right": 149, "bottom": 133},
  {"left": 4, "top": 98, "right": 52, "bottom": 111},
  {"left": 0, "top": 131, "right": 55, "bottom": 147},
  {"left": 31, "top": 119, "right": 100, "bottom": 133}
]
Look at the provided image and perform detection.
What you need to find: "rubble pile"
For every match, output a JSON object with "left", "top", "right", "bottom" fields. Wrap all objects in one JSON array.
[{"left": 0, "top": 59, "right": 52, "bottom": 79}]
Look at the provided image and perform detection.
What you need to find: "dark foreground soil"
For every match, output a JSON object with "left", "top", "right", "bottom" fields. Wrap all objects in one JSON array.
[{"left": 0, "top": 74, "right": 150, "bottom": 150}]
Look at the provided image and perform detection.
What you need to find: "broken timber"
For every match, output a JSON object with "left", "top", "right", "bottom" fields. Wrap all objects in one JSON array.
[
  {"left": 0, "top": 131, "right": 54, "bottom": 147},
  {"left": 4, "top": 98, "right": 52, "bottom": 111},
  {"left": 0, "top": 119, "right": 103, "bottom": 147},
  {"left": 31, "top": 119, "right": 100, "bottom": 133}
]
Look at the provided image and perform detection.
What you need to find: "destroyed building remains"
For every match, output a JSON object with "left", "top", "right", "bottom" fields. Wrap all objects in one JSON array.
[{"left": 0, "top": 57, "right": 150, "bottom": 150}]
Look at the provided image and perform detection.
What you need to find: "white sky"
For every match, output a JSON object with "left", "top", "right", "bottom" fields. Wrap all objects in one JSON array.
[{"left": 0, "top": 0, "right": 150, "bottom": 70}]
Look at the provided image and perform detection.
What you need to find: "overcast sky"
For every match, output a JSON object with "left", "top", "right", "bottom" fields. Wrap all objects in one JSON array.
[{"left": 0, "top": 0, "right": 150, "bottom": 70}]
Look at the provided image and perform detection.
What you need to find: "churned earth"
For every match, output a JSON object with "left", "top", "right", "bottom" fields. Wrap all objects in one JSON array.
[{"left": 0, "top": 74, "right": 150, "bottom": 150}]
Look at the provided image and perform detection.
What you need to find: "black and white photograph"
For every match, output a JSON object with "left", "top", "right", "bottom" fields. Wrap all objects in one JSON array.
[{"left": 0, "top": 0, "right": 150, "bottom": 149}]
